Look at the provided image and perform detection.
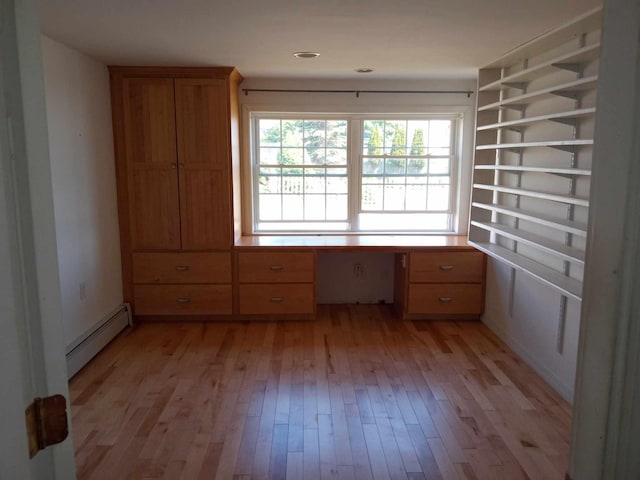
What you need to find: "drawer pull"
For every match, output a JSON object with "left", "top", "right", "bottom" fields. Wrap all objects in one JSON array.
[
  {"left": 269, "top": 265, "right": 284, "bottom": 271},
  {"left": 176, "top": 297, "right": 190, "bottom": 303},
  {"left": 270, "top": 296, "right": 284, "bottom": 303},
  {"left": 438, "top": 297, "right": 453, "bottom": 303},
  {"left": 175, "top": 265, "right": 190, "bottom": 271},
  {"left": 439, "top": 265, "right": 454, "bottom": 270}
]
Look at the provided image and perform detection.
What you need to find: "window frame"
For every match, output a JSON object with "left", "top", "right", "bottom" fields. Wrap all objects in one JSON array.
[{"left": 242, "top": 105, "right": 471, "bottom": 235}]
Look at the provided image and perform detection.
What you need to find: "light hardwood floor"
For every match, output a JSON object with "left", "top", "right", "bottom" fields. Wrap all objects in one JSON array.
[{"left": 69, "top": 305, "right": 572, "bottom": 480}]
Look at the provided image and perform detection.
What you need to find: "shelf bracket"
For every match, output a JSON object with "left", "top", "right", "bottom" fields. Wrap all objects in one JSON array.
[
  {"left": 551, "top": 118, "right": 578, "bottom": 127},
  {"left": 551, "top": 90, "right": 581, "bottom": 100},
  {"left": 550, "top": 145, "right": 578, "bottom": 153},
  {"left": 552, "top": 62, "right": 582, "bottom": 73}
]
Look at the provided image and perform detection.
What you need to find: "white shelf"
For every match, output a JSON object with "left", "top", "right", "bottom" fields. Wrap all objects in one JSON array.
[
  {"left": 468, "top": 242, "right": 583, "bottom": 300},
  {"left": 479, "top": 44, "right": 601, "bottom": 92},
  {"left": 474, "top": 165, "right": 591, "bottom": 176},
  {"left": 476, "top": 107, "right": 596, "bottom": 131},
  {"left": 470, "top": 7, "right": 599, "bottom": 299},
  {"left": 471, "top": 202, "right": 588, "bottom": 237},
  {"left": 476, "top": 139, "right": 593, "bottom": 150},
  {"left": 473, "top": 184, "right": 590, "bottom": 207},
  {"left": 478, "top": 76, "right": 598, "bottom": 112},
  {"left": 470, "top": 221, "right": 585, "bottom": 264}
]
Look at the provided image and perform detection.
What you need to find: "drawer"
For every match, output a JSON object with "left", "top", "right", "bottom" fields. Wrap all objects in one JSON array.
[
  {"left": 132, "top": 252, "right": 231, "bottom": 284},
  {"left": 409, "top": 251, "right": 484, "bottom": 283},
  {"left": 408, "top": 284, "right": 483, "bottom": 315},
  {"left": 238, "top": 252, "right": 314, "bottom": 283},
  {"left": 239, "top": 284, "right": 315, "bottom": 315},
  {"left": 133, "top": 285, "right": 232, "bottom": 315}
]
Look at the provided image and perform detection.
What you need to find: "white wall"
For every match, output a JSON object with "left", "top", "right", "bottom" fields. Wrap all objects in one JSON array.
[
  {"left": 482, "top": 259, "right": 582, "bottom": 401},
  {"left": 41, "top": 36, "right": 122, "bottom": 348},
  {"left": 239, "top": 77, "right": 476, "bottom": 303}
]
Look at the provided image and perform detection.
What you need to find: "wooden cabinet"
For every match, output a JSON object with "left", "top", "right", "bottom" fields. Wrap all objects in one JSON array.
[
  {"left": 111, "top": 67, "right": 242, "bottom": 317},
  {"left": 237, "top": 251, "right": 316, "bottom": 316},
  {"left": 397, "top": 250, "right": 486, "bottom": 319}
]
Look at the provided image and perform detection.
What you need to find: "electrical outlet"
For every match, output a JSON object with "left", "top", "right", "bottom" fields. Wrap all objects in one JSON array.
[{"left": 353, "top": 263, "right": 365, "bottom": 277}]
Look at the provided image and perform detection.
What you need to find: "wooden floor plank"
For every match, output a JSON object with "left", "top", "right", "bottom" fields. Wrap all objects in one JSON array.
[{"left": 70, "top": 305, "right": 572, "bottom": 480}]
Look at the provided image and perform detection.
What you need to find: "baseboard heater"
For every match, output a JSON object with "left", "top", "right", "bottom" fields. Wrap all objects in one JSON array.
[{"left": 65, "top": 303, "right": 132, "bottom": 378}]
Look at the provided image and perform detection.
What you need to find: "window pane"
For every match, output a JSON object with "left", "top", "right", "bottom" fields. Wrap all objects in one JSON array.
[
  {"left": 327, "top": 176, "right": 347, "bottom": 194},
  {"left": 385, "top": 158, "right": 406, "bottom": 175},
  {"left": 326, "top": 148, "right": 347, "bottom": 165},
  {"left": 258, "top": 167, "right": 281, "bottom": 194},
  {"left": 326, "top": 121, "right": 347, "bottom": 147},
  {"left": 282, "top": 194, "right": 303, "bottom": 220},
  {"left": 406, "top": 185, "right": 427, "bottom": 210},
  {"left": 259, "top": 195, "right": 281, "bottom": 220},
  {"left": 407, "top": 158, "right": 428, "bottom": 174},
  {"left": 429, "top": 120, "right": 451, "bottom": 147},
  {"left": 303, "top": 120, "right": 326, "bottom": 147},
  {"left": 304, "top": 195, "right": 326, "bottom": 220},
  {"left": 260, "top": 147, "right": 280, "bottom": 164},
  {"left": 362, "top": 184, "right": 383, "bottom": 210},
  {"left": 427, "top": 185, "right": 450, "bottom": 211},
  {"left": 429, "top": 158, "right": 450, "bottom": 175},
  {"left": 304, "top": 170, "right": 325, "bottom": 194},
  {"left": 282, "top": 120, "right": 303, "bottom": 147},
  {"left": 363, "top": 158, "right": 383, "bottom": 175},
  {"left": 304, "top": 147, "right": 325, "bottom": 165},
  {"left": 384, "top": 185, "right": 405, "bottom": 210},
  {"left": 326, "top": 194, "right": 348, "bottom": 220},
  {"left": 283, "top": 170, "right": 303, "bottom": 194},
  {"left": 259, "top": 119, "right": 280, "bottom": 146},
  {"left": 280, "top": 148, "right": 303, "bottom": 165}
]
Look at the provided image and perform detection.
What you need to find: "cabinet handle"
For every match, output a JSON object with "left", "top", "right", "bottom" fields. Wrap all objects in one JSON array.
[
  {"left": 438, "top": 297, "right": 453, "bottom": 303},
  {"left": 170, "top": 163, "right": 177, "bottom": 169},
  {"left": 269, "top": 265, "right": 284, "bottom": 271},
  {"left": 439, "top": 265, "right": 454, "bottom": 270},
  {"left": 270, "top": 296, "right": 284, "bottom": 302},
  {"left": 175, "top": 265, "right": 190, "bottom": 271},
  {"left": 176, "top": 298, "right": 190, "bottom": 303}
]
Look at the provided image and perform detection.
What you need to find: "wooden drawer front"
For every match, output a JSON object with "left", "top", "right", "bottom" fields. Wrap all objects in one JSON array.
[
  {"left": 409, "top": 251, "right": 484, "bottom": 283},
  {"left": 408, "top": 284, "right": 483, "bottom": 315},
  {"left": 132, "top": 252, "right": 231, "bottom": 284},
  {"left": 238, "top": 252, "right": 314, "bottom": 283},
  {"left": 134, "top": 285, "right": 232, "bottom": 315},
  {"left": 239, "top": 284, "right": 315, "bottom": 315}
]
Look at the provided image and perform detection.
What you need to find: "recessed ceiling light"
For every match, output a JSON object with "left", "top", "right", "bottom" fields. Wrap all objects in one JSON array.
[
  {"left": 293, "top": 52, "right": 320, "bottom": 59},
  {"left": 355, "top": 68, "right": 374, "bottom": 73}
]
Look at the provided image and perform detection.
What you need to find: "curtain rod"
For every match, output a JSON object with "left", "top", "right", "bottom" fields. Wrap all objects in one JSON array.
[{"left": 242, "top": 88, "right": 474, "bottom": 98}]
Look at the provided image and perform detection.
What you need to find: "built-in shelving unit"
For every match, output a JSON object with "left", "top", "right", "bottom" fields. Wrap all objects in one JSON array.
[{"left": 468, "top": 7, "right": 602, "bottom": 301}]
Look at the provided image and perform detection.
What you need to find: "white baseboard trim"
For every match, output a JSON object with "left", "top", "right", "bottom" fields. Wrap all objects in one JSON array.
[
  {"left": 482, "top": 314, "right": 575, "bottom": 403},
  {"left": 65, "top": 303, "right": 131, "bottom": 378}
]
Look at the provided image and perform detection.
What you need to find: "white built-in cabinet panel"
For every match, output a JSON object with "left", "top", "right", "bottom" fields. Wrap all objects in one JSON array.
[{"left": 469, "top": 7, "right": 602, "bottom": 302}]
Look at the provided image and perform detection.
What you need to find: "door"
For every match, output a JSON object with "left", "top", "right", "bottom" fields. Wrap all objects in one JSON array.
[
  {"left": 123, "top": 77, "right": 181, "bottom": 250},
  {"left": 0, "top": 0, "right": 75, "bottom": 477},
  {"left": 175, "top": 78, "right": 232, "bottom": 249}
]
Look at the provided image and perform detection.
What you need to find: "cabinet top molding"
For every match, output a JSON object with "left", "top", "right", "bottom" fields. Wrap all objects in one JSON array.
[{"left": 108, "top": 66, "right": 243, "bottom": 82}]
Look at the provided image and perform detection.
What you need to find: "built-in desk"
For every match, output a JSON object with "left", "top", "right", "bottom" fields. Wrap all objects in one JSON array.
[{"left": 234, "top": 235, "right": 486, "bottom": 320}]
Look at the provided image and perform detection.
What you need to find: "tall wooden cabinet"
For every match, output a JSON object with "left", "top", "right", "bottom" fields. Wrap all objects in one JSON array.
[{"left": 110, "top": 67, "right": 243, "bottom": 316}]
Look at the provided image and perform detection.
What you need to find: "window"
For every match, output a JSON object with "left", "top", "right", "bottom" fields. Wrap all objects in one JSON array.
[{"left": 250, "top": 113, "right": 459, "bottom": 233}]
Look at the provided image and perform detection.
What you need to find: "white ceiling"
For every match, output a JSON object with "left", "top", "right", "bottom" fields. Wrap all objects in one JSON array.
[{"left": 37, "top": 0, "right": 601, "bottom": 80}]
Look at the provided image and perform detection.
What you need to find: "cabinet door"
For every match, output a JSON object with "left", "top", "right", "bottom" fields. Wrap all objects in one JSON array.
[
  {"left": 175, "top": 78, "right": 232, "bottom": 250},
  {"left": 123, "top": 78, "right": 180, "bottom": 250}
]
